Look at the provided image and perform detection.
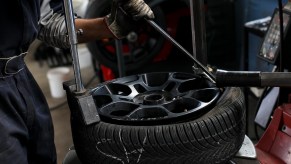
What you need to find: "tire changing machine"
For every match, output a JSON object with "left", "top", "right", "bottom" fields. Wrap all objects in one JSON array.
[{"left": 62, "top": 0, "right": 291, "bottom": 163}]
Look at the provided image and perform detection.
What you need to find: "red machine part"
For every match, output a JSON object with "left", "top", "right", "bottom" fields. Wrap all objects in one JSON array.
[
  {"left": 100, "top": 8, "right": 190, "bottom": 81},
  {"left": 256, "top": 103, "right": 291, "bottom": 164}
]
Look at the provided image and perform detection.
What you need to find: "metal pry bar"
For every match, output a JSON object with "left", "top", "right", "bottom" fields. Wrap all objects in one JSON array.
[
  {"left": 145, "top": 19, "right": 216, "bottom": 83},
  {"left": 63, "top": 0, "right": 85, "bottom": 92}
]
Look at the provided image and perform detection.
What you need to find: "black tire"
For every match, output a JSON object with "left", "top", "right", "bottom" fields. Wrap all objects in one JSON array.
[
  {"left": 85, "top": 0, "right": 167, "bottom": 73},
  {"left": 68, "top": 72, "right": 246, "bottom": 164}
]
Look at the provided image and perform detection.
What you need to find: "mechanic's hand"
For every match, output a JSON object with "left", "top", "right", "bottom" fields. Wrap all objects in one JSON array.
[{"left": 105, "top": 0, "right": 155, "bottom": 39}]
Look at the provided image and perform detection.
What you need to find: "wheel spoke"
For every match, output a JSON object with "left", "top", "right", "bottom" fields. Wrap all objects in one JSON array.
[
  {"left": 99, "top": 101, "right": 140, "bottom": 119},
  {"left": 162, "top": 97, "right": 201, "bottom": 113},
  {"left": 162, "top": 72, "right": 200, "bottom": 96}
]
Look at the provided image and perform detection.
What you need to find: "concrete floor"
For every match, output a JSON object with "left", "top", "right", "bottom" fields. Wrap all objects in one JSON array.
[{"left": 26, "top": 43, "right": 98, "bottom": 164}]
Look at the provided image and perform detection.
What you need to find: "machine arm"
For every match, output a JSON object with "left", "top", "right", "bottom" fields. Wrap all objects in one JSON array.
[{"left": 216, "top": 70, "right": 291, "bottom": 87}]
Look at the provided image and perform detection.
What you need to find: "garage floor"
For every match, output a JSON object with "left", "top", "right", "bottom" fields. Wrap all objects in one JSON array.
[{"left": 26, "top": 43, "right": 99, "bottom": 164}]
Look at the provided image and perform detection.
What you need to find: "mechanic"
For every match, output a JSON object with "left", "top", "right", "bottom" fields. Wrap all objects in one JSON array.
[{"left": 0, "top": 0, "right": 154, "bottom": 163}]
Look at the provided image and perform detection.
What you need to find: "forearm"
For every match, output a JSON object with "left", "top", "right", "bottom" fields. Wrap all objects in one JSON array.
[
  {"left": 38, "top": 0, "right": 114, "bottom": 48},
  {"left": 38, "top": 15, "right": 115, "bottom": 49},
  {"left": 38, "top": 0, "right": 153, "bottom": 48},
  {"left": 75, "top": 18, "right": 114, "bottom": 43}
]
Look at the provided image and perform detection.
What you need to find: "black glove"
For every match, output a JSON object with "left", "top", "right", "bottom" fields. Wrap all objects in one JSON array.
[{"left": 104, "top": 0, "right": 155, "bottom": 39}]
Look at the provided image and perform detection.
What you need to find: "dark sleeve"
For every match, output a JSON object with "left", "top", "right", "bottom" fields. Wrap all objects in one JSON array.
[{"left": 37, "top": 0, "right": 70, "bottom": 48}]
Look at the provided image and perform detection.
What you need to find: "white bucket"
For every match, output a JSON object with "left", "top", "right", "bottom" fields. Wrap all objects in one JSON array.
[
  {"left": 78, "top": 45, "right": 92, "bottom": 69},
  {"left": 47, "top": 67, "right": 71, "bottom": 98}
]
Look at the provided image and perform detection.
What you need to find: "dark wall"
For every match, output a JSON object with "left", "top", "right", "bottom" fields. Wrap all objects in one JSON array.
[
  {"left": 205, "top": 0, "right": 236, "bottom": 70},
  {"left": 163, "top": 0, "right": 238, "bottom": 71}
]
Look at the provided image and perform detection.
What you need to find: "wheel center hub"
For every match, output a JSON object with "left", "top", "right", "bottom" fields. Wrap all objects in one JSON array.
[
  {"left": 143, "top": 93, "right": 165, "bottom": 105},
  {"left": 133, "top": 91, "right": 172, "bottom": 105}
]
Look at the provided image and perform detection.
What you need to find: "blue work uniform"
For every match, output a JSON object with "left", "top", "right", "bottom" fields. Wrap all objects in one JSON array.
[{"left": 0, "top": 0, "right": 64, "bottom": 163}]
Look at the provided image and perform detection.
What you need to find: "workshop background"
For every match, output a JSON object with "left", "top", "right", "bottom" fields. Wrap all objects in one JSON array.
[{"left": 26, "top": 0, "right": 288, "bottom": 163}]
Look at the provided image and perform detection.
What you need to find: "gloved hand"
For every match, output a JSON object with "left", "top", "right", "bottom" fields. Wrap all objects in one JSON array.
[{"left": 104, "top": 0, "right": 155, "bottom": 39}]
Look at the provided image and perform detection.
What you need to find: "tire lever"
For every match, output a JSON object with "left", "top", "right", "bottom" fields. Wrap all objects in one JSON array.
[
  {"left": 64, "top": 0, "right": 85, "bottom": 93},
  {"left": 145, "top": 19, "right": 216, "bottom": 84}
]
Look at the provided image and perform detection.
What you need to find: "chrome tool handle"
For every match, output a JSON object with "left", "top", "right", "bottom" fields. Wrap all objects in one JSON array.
[{"left": 63, "top": 0, "right": 85, "bottom": 93}]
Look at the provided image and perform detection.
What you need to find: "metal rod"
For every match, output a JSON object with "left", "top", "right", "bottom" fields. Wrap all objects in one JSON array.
[
  {"left": 115, "top": 40, "right": 126, "bottom": 77},
  {"left": 191, "top": 0, "right": 208, "bottom": 65},
  {"left": 63, "top": 0, "right": 85, "bottom": 92},
  {"left": 189, "top": 0, "right": 197, "bottom": 59},
  {"left": 145, "top": 19, "right": 216, "bottom": 83}
]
